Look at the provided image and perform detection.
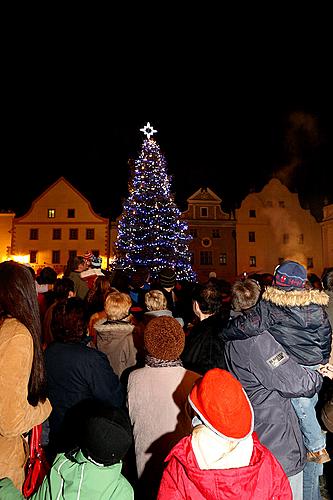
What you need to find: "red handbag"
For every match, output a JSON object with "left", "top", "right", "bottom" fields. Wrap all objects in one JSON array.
[{"left": 23, "top": 424, "right": 50, "bottom": 497}]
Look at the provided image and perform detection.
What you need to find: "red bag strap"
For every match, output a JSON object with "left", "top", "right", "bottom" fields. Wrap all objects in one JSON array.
[{"left": 29, "top": 424, "right": 42, "bottom": 456}]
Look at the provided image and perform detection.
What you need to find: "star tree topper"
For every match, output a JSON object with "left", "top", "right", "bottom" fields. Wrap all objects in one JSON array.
[{"left": 140, "top": 122, "right": 157, "bottom": 139}]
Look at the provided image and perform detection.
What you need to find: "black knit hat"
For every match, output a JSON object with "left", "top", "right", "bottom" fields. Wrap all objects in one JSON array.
[
  {"left": 80, "top": 405, "right": 132, "bottom": 466},
  {"left": 159, "top": 267, "right": 176, "bottom": 288}
]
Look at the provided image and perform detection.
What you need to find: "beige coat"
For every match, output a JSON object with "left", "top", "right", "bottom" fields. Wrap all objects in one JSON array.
[
  {"left": 127, "top": 365, "right": 200, "bottom": 494},
  {"left": 0, "top": 318, "right": 52, "bottom": 491}
]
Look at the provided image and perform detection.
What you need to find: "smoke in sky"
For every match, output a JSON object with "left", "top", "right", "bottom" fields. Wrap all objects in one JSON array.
[{"left": 276, "top": 111, "right": 321, "bottom": 187}]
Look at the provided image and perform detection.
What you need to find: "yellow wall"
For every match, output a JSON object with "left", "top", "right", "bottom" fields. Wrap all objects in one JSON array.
[
  {"left": 236, "top": 178, "right": 323, "bottom": 276},
  {"left": 321, "top": 204, "right": 333, "bottom": 268},
  {"left": 0, "top": 213, "right": 15, "bottom": 263}
]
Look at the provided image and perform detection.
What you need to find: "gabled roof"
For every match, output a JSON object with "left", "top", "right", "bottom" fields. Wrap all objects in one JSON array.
[{"left": 187, "top": 187, "right": 222, "bottom": 204}]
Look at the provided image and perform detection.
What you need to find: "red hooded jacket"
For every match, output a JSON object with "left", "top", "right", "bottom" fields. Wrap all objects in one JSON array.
[{"left": 157, "top": 432, "right": 291, "bottom": 499}]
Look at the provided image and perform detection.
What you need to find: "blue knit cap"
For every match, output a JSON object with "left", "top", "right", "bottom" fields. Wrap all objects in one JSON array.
[{"left": 274, "top": 260, "right": 307, "bottom": 289}]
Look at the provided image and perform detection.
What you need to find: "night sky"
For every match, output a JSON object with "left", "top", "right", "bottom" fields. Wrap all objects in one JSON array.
[{"left": 2, "top": 38, "right": 332, "bottom": 223}]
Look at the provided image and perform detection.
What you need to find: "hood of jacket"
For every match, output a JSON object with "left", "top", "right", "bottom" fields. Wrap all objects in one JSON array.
[
  {"left": 262, "top": 286, "right": 329, "bottom": 308},
  {"left": 48, "top": 450, "right": 131, "bottom": 499},
  {"left": 163, "top": 433, "right": 271, "bottom": 499}
]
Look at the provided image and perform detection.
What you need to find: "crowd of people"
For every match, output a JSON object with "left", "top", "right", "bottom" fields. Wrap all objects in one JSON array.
[{"left": 0, "top": 254, "right": 332, "bottom": 499}]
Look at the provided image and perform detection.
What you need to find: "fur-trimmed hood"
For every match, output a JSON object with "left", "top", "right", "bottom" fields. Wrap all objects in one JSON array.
[{"left": 262, "top": 286, "right": 329, "bottom": 308}]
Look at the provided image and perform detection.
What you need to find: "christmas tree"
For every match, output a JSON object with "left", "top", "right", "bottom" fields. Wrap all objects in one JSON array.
[{"left": 112, "top": 122, "right": 196, "bottom": 282}]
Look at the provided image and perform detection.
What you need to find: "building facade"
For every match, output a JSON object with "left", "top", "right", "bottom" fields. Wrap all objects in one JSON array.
[
  {"left": 0, "top": 211, "right": 15, "bottom": 264},
  {"left": 11, "top": 177, "right": 109, "bottom": 274},
  {"left": 235, "top": 178, "right": 323, "bottom": 277},
  {"left": 321, "top": 203, "right": 333, "bottom": 269},
  {"left": 181, "top": 187, "right": 236, "bottom": 283}
]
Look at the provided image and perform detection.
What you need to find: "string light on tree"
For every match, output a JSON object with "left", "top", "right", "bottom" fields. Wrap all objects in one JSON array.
[{"left": 112, "top": 123, "right": 196, "bottom": 282}]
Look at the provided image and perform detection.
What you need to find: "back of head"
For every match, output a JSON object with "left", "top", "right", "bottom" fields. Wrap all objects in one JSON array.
[
  {"left": 38, "top": 266, "right": 57, "bottom": 285},
  {"left": 104, "top": 291, "right": 132, "bottom": 321},
  {"left": 53, "top": 277, "right": 75, "bottom": 300},
  {"left": 158, "top": 267, "right": 176, "bottom": 289},
  {"left": 145, "top": 289, "right": 167, "bottom": 311},
  {"left": 79, "top": 402, "right": 132, "bottom": 466},
  {"left": 231, "top": 279, "right": 261, "bottom": 312},
  {"left": 188, "top": 368, "right": 254, "bottom": 441},
  {"left": 273, "top": 260, "right": 307, "bottom": 290},
  {"left": 51, "top": 297, "right": 88, "bottom": 342},
  {"left": 322, "top": 268, "right": 333, "bottom": 292},
  {"left": 144, "top": 315, "right": 185, "bottom": 360},
  {"left": 192, "top": 282, "right": 222, "bottom": 315}
]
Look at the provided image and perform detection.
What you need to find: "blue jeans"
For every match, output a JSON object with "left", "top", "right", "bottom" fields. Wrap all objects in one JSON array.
[
  {"left": 291, "top": 365, "right": 326, "bottom": 453},
  {"left": 303, "top": 462, "right": 323, "bottom": 500}
]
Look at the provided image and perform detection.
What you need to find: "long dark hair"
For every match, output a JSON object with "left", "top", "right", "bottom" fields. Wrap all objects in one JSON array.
[{"left": 0, "top": 261, "right": 47, "bottom": 405}]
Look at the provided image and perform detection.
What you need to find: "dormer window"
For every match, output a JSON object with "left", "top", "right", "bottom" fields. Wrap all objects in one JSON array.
[
  {"left": 48, "top": 209, "right": 55, "bottom": 218},
  {"left": 200, "top": 207, "right": 208, "bottom": 217}
]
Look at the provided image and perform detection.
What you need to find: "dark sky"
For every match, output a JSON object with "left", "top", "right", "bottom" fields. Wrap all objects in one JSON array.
[{"left": 2, "top": 36, "right": 332, "bottom": 222}]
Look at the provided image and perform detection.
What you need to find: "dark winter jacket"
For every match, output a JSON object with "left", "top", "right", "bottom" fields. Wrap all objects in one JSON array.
[
  {"left": 222, "top": 287, "right": 332, "bottom": 365},
  {"left": 181, "top": 313, "right": 229, "bottom": 375},
  {"left": 45, "top": 340, "right": 124, "bottom": 453},
  {"left": 158, "top": 432, "right": 292, "bottom": 500},
  {"left": 224, "top": 332, "right": 323, "bottom": 477}
]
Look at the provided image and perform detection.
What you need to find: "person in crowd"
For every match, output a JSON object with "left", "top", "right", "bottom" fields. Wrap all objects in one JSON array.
[
  {"left": 36, "top": 266, "right": 58, "bottom": 320},
  {"left": 224, "top": 261, "right": 332, "bottom": 465},
  {"left": 94, "top": 291, "right": 138, "bottom": 379},
  {"left": 128, "top": 266, "right": 150, "bottom": 313},
  {"left": 44, "top": 296, "right": 124, "bottom": 461},
  {"left": 42, "top": 277, "right": 75, "bottom": 348},
  {"left": 181, "top": 281, "right": 230, "bottom": 375},
  {"left": 0, "top": 261, "right": 52, "bottom": 492},
  {"left": 158, "top": 368, "right": 292, "bottom": 499},
  {"left": 80, "top": 254, "right": 104, "bottom": 290},
  {"left": 144, "top": 289, "right": 184, "bottom": 327},
  {"left": 63, "top": 255, "right": 89, "bottom": 300},
  {"left": 322, "top": 267, "right": 333, "bottom": 362},
  {"left": 223, "top": 266, "right": 332, "bottom": 499},
  {"left": 127, "top": 315, "right": 200, "bottom": 499},
  {"left": 156, "top": 267, "right": 179, "bottom": 317},
  {"left": 0, "top": 402, "right": 134, "bottom": 499}
]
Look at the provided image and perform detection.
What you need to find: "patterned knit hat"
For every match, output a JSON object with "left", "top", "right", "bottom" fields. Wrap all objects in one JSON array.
[
  {"left": 159, "top": 267, "right": 176, "bottom": 288},
  {"left": 189, "top": 368, "right": 254, "bottom": 440},
  {"left": 274, "top": 260, "right": 307, "bottom": 289},
  {"left": 84, "top": 251, "right": 93, "bottom": 264},
  {"left": 91, "top": 256, "right": 102, "bottom": 268},
  {"left": 144, "top": 315, "right": 185, "bottom": 360}
]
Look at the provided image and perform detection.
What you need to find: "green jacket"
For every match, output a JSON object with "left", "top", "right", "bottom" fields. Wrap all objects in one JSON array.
[{"left": 0, "top": 450, "right": 134, "bottom": 500}]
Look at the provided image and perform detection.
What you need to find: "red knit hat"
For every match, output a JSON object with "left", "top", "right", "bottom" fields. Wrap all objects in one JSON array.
[{"left": 188, "top": 368, "right": 254, "bottom": 440}]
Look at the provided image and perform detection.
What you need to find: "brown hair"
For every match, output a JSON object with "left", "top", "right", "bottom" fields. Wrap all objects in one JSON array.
[
  {"left": 231, "top": 279, "right": 261, "bottom": 311},
  {"left": 51, "top": 297, "right": 88, "bottom": 343},
  {"left": 0, "top": 261, "right": 47, "bottom": 406}
]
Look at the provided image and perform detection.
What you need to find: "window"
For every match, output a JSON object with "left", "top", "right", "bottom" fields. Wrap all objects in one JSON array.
[
  {"left": 200, "top": 251, "right": 212, "bottom": 265},
  {"left": 298, "top": 234, "right": 304, "bottom": 244},
  {"left": 219, "top": 253, "right": 227, "bottom": 265},
  {"left": 52, "top": 250, "right": 60, "bottom": 264},
  {"left": 248, "top": 231, "right": 256, "bottom": 242},
  {"left": 200, "top": 207, "right": 208, "bottom": 217},
  {"left": 69, "top": 250, "right": 77, "bottom": 260},
  {"left": 53, "top": 228, "right": 62, "bottom": 240},
  {"left": 69, "top": 229, "right": 78, "bottom": 240},
  {"left": 307, "top": 257, "right": 314, "bottom": 269},
  {"left": 48, "top": 209, "right": 55, "bottom": 218},
  {"left": 30, "top": 228, "right": 39, "bottom": 240},
  {"left": 30, "top": 250, "right": 37, "bottom": 263},
  {"left": 201, "top": 237, "right": 212, "bottom": 248},
  {"left": 283, "top": 233, "right": 289, "bottom": 244},
  {"left": 249, "top": 256, "right": 256, "bottom": 267},
  {"left": 279, "top": 201, "right": 285, "bottom": 208},
  {"left": 86, "top": 228, "right": 95, "bottom": 240},
  {"left": 190, "top": 229, "right": 198, "bottom": 238},
  {"left": 249, "top": 210, "right": 256, "bottom": 217},
  {"left": 67, "top": 209, "right": 75, "bottom": 218},
  {"left": 212, "top": 229, "right": 220, "bottom": 238}
]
